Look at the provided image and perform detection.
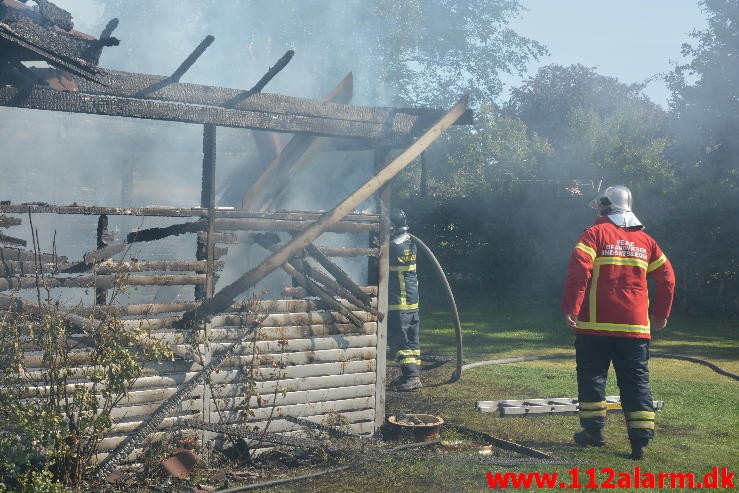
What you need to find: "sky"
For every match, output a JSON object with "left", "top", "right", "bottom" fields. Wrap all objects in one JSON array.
[
  {"left": 505, "top": 0, "right": 708, "bottom": 107},
  {"left": 53, "top": 0, "right": 709, "bottom": 108}
]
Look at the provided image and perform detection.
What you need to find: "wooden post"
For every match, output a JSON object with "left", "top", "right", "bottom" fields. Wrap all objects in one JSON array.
[
  {"left": 373, "top": 148, "right": 391, "bottom": 434},
  {"left": 196, "top": 124, "right": 217, "bottom": 300},
  {"left": 198, "top": 123, "right": 217, "bottom": 444},
  {"left": 95, "top": 214, "right": 108, "bottom": 305}
]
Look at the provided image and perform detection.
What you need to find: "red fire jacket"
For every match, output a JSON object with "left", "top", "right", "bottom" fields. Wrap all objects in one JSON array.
[{"left": 561, "top": 216, "right": 676, "bottom": 339}]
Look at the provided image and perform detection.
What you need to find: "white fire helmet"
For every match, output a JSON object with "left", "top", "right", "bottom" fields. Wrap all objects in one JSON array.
[{"left": 589, "top": 185, "right": 643, "bottom": 228}]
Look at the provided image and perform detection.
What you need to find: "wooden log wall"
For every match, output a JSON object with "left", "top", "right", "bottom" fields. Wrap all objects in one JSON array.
[{"left": 1, "top": 208, "right": 383, "bottom": 463}]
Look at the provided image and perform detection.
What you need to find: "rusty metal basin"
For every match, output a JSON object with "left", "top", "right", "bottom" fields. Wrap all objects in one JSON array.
[{"left": 387, "top": 413, "right": 444, "bottom": 441}]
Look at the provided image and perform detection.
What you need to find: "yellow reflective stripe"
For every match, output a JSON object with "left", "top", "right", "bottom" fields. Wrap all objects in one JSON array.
[
  {"left": 398, "top": 270, "right": 406, "bottom": 308},
  {"left": 577, "top": 321, "right": 650, "bottom": 333},
  {"left": 627, "top": 421, "right": 655, "bottom": 429},
  {"left": 587, "top": 256, "right": 648, "bottom": 325},
  {"left": 647, "top": 254, "right": 667, "bottom": 273},
  {"left": 626, "top": 411, "right": 655, "bottom": 420},
  {"left": 575, "top": 242, "right": 596, "bottom": 260},
  {"left": 589, "top": 262, "right": 600, "bottom": 321},
  {"left": 397, "top": 350, "right": 416, "bottom": 357},
  {"left": 388, "top": 303, "right": 419, "bottom": 311},
  {"left": 580, "top": 410, "right": 607, "bottom": 418},
  {"left": 595, "top": 256, "right": 648, "bottom": 270},
  {"left": 390, "top": 264, "right": 417, "bottom": 272},
  {"left": 399, "top": 357, "right": 418, "bottom": 365},
  {"left": 411, "top": 350, "right": 420, "bottom": 356},
  {"left": 579, "top": 401, "right": 607, "bottom": 410}
]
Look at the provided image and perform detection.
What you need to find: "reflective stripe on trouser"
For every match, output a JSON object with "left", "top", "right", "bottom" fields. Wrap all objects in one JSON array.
[
  {"left": 575, "top": 334, "right": 655, "bottom": 440},
  {"left": 388, "top": 310, "right": 420, "bottom": 378}
]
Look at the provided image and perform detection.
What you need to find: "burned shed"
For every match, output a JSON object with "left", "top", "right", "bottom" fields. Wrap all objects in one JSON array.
[{"left": 0, "top": 0, "right": 469, "bottom": 470}]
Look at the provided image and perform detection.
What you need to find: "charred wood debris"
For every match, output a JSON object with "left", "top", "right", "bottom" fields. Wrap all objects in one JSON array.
[{"left": 0, "top": 0, "right": 474, "bottom": 484}]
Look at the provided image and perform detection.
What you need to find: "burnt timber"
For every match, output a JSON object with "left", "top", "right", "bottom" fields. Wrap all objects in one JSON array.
[{"left": 0, "top": 0, "right": 471, "bottom": 470}]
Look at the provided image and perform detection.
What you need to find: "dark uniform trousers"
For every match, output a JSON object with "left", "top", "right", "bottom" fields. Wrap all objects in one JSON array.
[
  {"left": 575, "top": 334, "right": 655, "bottom": 442},
  {"left": 388, "top": 310, "right": 420, "bottom": 378}
]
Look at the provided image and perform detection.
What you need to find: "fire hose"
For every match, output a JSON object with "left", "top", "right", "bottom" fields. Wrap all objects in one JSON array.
[
  {"left": 408, "top": 233, "right": 464, "bottom": 382},
  {"left": 460, "top": 353, "right": 739, "bottom": 381}
]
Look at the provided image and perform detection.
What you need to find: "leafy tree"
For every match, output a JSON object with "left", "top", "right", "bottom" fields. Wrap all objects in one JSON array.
[
  {"left": 507, "top": 64, "right": 674, "bottom": 193},
  {"left": 661, "top": 0, "right": 739, "bottom": 315}
]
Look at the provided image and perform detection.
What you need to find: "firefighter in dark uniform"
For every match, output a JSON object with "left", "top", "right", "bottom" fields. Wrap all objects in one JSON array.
[
  {"left": 561, "top": 185, "right": 675, "bottom": 460},
  {"left": 388, "top": 208, "right": 422, "bottom": 392}
]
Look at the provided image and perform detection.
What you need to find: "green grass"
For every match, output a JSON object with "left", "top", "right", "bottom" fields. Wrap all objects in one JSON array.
[{"left": 251, "top": 306, "right": 737, "bottom": 492}]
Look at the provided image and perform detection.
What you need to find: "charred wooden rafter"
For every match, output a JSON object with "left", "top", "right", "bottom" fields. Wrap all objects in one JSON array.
[
  {"left": 216, "top": 217, "right": 378, "bottom": 234},
  {"left": 0, "top": 273, "right": 205, "bottom": 291},
  {"left": 0, "top": 204, "right": 380, "bottom": 222},
  {"left": 304, "top": 243, "right": 373, "bottom": 306},
  {"left": 0, "top": 84, "right": 415, "bottom": 143},
  {"left": 135, "top": 35, "right": 214, "bottom": 97},
  {"left": 282, "top": 286, "right": 378, "bottom": 298},
  {"left": 0, "top": 246, "right": 65, "bottom": 262},
  {"left": 316, "top": 246, "right": 378, "bottom": 258},
  {"left": 0, "top": 259, "right": 216, "bottom": 277},
  {"left": 0, "top": 204, "right": 207, "bottom": 217},
  {"left": 126, "top": 219, "right": 206, "bottom": 243},
  {"left": 197, "top": 231, "right": 237, "bottom": 244},
  {"left": 0, "top": 2, "right": 105, "bottom": 82},
  {"left": 224, "top": 50, "right": 294, "bottom": 108},
  {"left": 301, "top": 260, "right": 382, "bottom": 320},
  {"left": 252, "top": 233, "right": 364, "bottom": 327},
  {"left": 0, "top": 231, "right": 26, "bottom": 246}
]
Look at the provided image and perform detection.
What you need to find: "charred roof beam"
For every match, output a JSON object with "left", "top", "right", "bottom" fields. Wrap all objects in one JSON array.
[
  {"left": 224, "top": 49, "right": 294, "bottom": 108},
  {"left": 135, "top": 35, "right": 214, "bottom": 98}
]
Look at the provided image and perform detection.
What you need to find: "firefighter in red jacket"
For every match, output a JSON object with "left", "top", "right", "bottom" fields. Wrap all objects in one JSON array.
[{"left": 561, "top": 185, "right": 675, "bottom": 460}]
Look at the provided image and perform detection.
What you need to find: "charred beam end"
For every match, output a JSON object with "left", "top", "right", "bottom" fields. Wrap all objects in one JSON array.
[
  {"left": 0, "top": 232, "right": 26, "bottom": 247},
  {"left": 61, "top": 242, "right": 126, "bottom": 273},
  {"left": 0, "top": 246, "right": 65, "bottom": 263},
  {"left": 0, "top": 215, "right": 22, "bottom": 228},
  {"left": 225, "top": 49, "right": 294, "bottom": 108},
  {"left": 170, "top": 35, "right": 214, "bottom": 83},
  {"left": 127, "top": 219, "right": 206, "bottom": 243},
  {"left": 135, "top": 35, "right": 214, "bottom": 97},
  {"left": 99, "top": 18, "right": 119, "bottom": 40}
]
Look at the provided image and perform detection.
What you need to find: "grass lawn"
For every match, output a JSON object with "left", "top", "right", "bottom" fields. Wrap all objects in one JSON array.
[{"left": 255, "top": 306, "right": 738, "bottom": 493}]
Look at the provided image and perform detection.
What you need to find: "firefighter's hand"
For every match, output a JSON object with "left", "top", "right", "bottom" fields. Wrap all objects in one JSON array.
[
  {"left": 651, "top": 316, "right": 668, "bottom": 332},
  {"left": 565, "top": 314, "right": 578, "bottom": 330}
]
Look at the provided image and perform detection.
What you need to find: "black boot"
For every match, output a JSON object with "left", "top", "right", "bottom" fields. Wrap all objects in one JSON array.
[
  {"left": 395, "top": 376, "right": 422, "bottom": 392},
  {"left": 630, "top": 438, "right": 649, "bottom": 460},
  {"left": 574, "top": 428, "right": 606, "bottom": 447}
]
